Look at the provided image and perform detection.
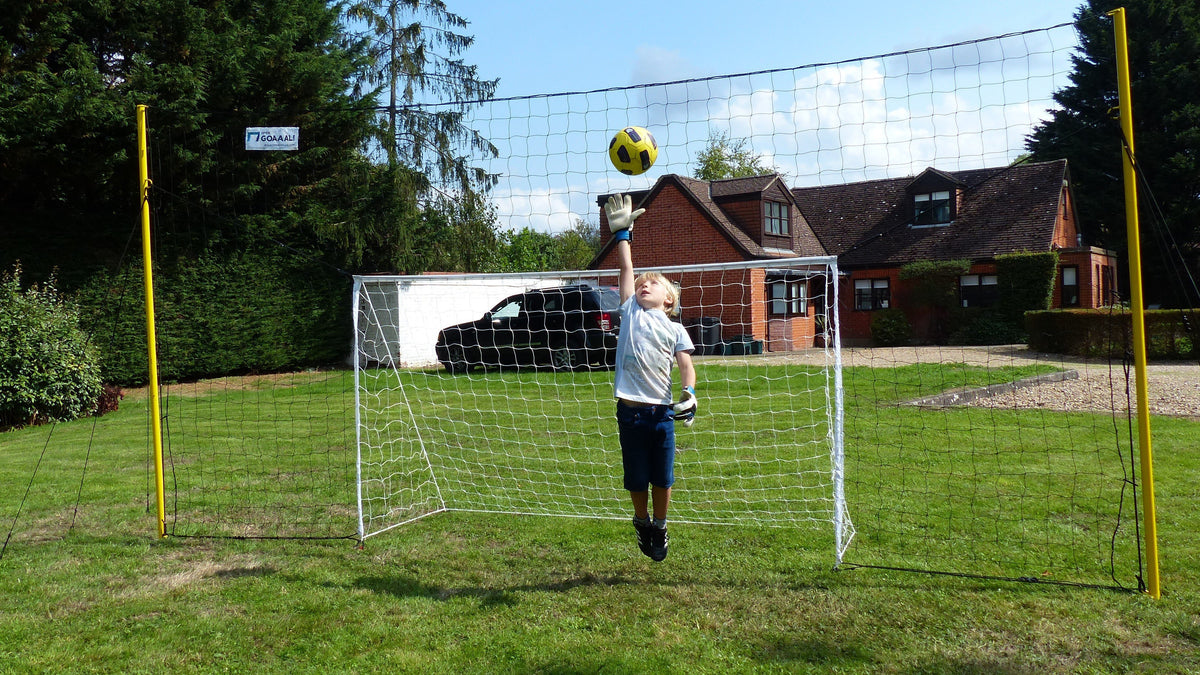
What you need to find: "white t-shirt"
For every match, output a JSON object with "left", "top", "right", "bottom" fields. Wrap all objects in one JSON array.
[{"left": 613, "top": 295, "right": 694, "bottom": 405}]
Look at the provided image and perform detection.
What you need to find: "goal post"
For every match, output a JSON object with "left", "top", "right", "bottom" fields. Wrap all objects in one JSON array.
[{"left": 352, "top": 257, "right": 854, "bottom": 561}]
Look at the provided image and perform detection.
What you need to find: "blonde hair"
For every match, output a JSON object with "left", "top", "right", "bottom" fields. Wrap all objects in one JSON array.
[{"left": 635, "top": 271, "right": 680, "bottom": 315}]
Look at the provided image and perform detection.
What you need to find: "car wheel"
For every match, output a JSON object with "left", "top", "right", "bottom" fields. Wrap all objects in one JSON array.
[
  {"left": 550, "top": 347, "right": 579, "bottom": 371},
  {"left": 445, "top": 344, "right": 471, "bottom": 373}
]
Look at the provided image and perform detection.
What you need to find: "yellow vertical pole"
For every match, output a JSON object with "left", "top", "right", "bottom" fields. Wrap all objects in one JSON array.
[
  {"left": 137, "top": 104, "right": 168, "bottom": 539},
  {"left": 1108, "top": 7, "right": 1159, "bottom": 598}
]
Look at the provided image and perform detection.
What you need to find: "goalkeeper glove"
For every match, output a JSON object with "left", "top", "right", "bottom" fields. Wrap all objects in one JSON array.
[
  {"left": 604, "top": 193, "right": 645, "bottom": 242},
  {"left": 672, "top": 386, "right": 697, "bottom": 427}
]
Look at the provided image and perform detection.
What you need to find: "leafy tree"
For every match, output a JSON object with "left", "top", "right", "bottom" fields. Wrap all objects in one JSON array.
[
  {"left": 495, "top": 227, "right": 558, "bottom": 273},
  {"left": 313, "top": 160, "right": 430, "bottom": 273},
  {"left": 490, "top": 220, "right": 602, "bottom": 273},
  {"left": 0, "top": 0, "right": 378, "bottom": 284},
  {"left": 995, "top": 252, "right": 1060, "bottom": 325},
  {"left": 1026, "top": 0, "right": 1200, "bottom": 307},
  {"left": 343, "top": 0, "right": 498, "bottom": 185},
  {"left": 692, "top": 129, "right": 777, "bottom": 180},
  {"left": 338, "top": 1, "right": 505, "bottom": 274},
  {"left": 422, "top": 190, "right": 503, "bottom": 273},
  {"left": 554, "top": 218, "right": 603, "bottom": 271}
]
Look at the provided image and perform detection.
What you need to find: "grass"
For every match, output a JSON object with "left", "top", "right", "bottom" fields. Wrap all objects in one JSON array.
[
  {"left": 2, "top": 362, "right": 1199, "bottom": 673},
  {"left": 841, "top": 367, "right": 1145, "bottom": 586}
]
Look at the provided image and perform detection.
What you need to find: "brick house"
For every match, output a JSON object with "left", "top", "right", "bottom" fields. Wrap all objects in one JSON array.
[
  {"left": 591, "top": 173, "right": 829, "bottom": 352},
  {"left": 591, "top": 159, "right": 1118, "bottom": 349}
]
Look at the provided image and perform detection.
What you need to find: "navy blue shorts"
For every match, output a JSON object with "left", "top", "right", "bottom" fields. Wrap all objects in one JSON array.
[{"left": 617, "top": 402, "right": 676, "bottom": 492}]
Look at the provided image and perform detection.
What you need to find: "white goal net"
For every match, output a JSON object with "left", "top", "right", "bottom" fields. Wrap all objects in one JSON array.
[{"left": 352, "top": 257, "right": 853, "bottom": 561}]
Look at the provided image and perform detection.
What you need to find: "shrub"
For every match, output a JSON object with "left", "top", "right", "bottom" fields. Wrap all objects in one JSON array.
[
  {"left": 949, "top": 311, "right": 1025, "bottom": 345},
  {"left": 94, "top": 384, "right": 125, "bottom": 416},
  {"left": 75, "top": 248, "right": 351, "bottom": 386},
  {"left": 871, "top": 308, "right": 912, "bottom": 347},
  {"left": 0, "top": 266, "right": 103, "bottom": 430},
  {"left": 1027, "top": 308, "right": 1199, "bottom": 360},
  {"left": 900, "top": 259, "right": 971, "bottom": 344},
  {"left": 995, "top": 251, "right": 1058, "bottom": 325}
]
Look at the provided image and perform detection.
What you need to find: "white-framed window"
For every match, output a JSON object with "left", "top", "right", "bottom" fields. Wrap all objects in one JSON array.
[
  {"left": 769, "top": 279, "right": 807, "bottom": 316},
  {"left": 764, "top": 200, "right": 790, "bottom": 236},
  {"left": 854, "top": 278, "right": 890, "bottom": 311},
  {"left": 913, "top": 190, "right": 952, "bottom": 226},
  {"left": 959, "top": 274, "right": 999, "bottom": 308}
]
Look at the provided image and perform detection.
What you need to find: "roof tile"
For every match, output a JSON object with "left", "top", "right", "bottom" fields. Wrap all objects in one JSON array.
[{"left": 793, "top": 160, "right": 1068, "bottom": 267}]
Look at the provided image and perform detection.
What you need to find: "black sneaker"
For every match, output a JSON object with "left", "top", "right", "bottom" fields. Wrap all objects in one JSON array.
[
  {"left": 649, "top": 524, "right": 669, "bottom": 562},
  {"left": 632, "top": 518, "right": 654, "bottom": 558}
]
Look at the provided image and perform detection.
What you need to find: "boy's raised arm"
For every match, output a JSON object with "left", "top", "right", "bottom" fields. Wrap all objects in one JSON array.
[{"left": 603, "top": 194, "right": 643, "bottom": 303}]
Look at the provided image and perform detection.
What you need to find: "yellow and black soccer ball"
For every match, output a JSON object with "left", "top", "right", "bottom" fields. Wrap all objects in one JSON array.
[{"left": 608, "top": 126, "right": 658, "bottom": 176}]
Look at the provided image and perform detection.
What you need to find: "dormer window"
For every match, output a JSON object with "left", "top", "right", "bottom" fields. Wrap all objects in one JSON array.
[
  {"left": 764, "top": 200, "right": 790, "bottom": 236},
  {"left": 913, "top": 191, "right": 952, "bottom": 226}
]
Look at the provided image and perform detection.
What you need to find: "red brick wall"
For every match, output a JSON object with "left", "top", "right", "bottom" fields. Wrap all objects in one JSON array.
[
  {"left": 1056, "top": 248, "right": 1119, "bottom": 309},
  {"left": 596, "top": 185, "right": 745, "bottom": 268},
  {"left": 838, "top": 268, "right": 904, "bottom": 345},
  {"left": 1052, "top": 186, "right": 1080, "bottom": 249},
  {"left": 836, "top": 252, "right": 1121, "bottom": 345},
  {"left": 681, "top": 269, "right": 764, "bottom": 341},
  {"left": 718, "top": 198, "right": 758, "bottom": 238},
  {"left": 767, "top": 316, "right": 818, "bottom": 351},
  {"left": 593, "top": 185, "right": 819, "bottom": 351}
]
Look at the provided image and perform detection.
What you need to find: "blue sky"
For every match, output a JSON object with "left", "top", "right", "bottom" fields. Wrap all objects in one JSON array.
[
  {"left": 450, "top": 1, "right": 1083, "bottom": 99},
  {"left": 424, "top": 2, "right": 1085, "bottom": 233}
]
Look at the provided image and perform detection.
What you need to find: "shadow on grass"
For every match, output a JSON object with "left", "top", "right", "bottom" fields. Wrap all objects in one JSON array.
[
  {"left": 213, "top": 565, "right": 277, "bottom": 580},
  {"left": 899, "top": 657, "right": 1061, "bottom": 675},
  {"left": 750, "top": 635, "right": 873, "bottom": 669},
  {"left": 348, "top": 571, "right": 635, "bottom": 607}
]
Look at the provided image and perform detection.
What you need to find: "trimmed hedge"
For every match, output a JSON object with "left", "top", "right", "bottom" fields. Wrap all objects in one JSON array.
[
  {"left": 948, "top": 308, "right": 1026, "bottom": 346},
  {"left": 900, "top": 259, "right": 971, "bottom": 344},
  {"left": 1026, "top": 308, "right": 1198, "bottom": 360},
  {"left": 939, "top": 252, "right": 1059, "bottom": 346},
  {"left": 995, "top": 251, "right": 1058, "bottom": 326},
  {"left": 894, "top": 252, "right": 1058, "bottom": 346},
  {"left": 1, "top": 267, "right": 103, "bottom": 429},
  {"left": 76, "top": 249, "right": 352, "bottom": 386}
]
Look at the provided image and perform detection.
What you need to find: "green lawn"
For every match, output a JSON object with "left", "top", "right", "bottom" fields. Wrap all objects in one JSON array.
[{"left": 1, "top": 363, "right": 1198, "bottom": 673}]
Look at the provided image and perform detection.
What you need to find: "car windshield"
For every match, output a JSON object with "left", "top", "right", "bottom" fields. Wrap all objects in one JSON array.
[
  {"left": 490, "top": 298, "right": 522, "bottom": 318},
  {"left": 597, "top": 288, "right": 620, "bottom": 310}
]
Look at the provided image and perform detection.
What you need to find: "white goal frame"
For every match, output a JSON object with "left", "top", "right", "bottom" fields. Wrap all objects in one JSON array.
[{"left": 351, "top": 257, "right": 852, "bottom": 562}]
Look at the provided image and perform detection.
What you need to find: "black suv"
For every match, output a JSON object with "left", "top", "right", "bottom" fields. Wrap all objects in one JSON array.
[{"left": 435, "top": 284, "right": 621, "bottom": 373}]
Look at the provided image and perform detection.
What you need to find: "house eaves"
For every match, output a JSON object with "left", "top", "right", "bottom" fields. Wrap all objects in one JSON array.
[
  {"left": 593, "top": 174, "right": 799, "bottom": 264},
  {"left": 795, "top": 159, "right": 1069, "bottom": 269}
]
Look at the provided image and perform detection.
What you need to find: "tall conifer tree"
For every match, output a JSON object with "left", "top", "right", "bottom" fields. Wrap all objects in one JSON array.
[{"left": 1027, "top": 0, "right": 1200, "bottom": 306}]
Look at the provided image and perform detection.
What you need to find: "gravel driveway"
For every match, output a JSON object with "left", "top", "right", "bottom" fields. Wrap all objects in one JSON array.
[{"left": 708, "top": 345, "right": 1200, "bottom": 420}]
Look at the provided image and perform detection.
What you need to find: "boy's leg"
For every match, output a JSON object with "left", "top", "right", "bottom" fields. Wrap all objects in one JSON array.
[
  {"left": 619, "top": 403, "right": 671, "bottom": 560},
  {"left": 647, "top": 501, "right": 670, "bottom": 562},
  {"left": 651, "top": 485, "right": 671, "bottom": 521},
  {"left": 646, "top": 484, "right": 671, "bottom": 561},
  {"left": 621, "top": 418, "right": 654, "bottom": 558},
  {"left": 646, "top": 411, "right": 675, "bottom": 561},
  {"left": 630, "top": 490, "right": 650, "bottom": 519},
  {"left": 629, "top": 491, "right": 654, "bottom": 558}
]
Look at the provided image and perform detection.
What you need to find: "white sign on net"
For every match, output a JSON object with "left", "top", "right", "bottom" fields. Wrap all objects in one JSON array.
[{"left": 245, "top": 127, "right": 299, "bottom": 151}]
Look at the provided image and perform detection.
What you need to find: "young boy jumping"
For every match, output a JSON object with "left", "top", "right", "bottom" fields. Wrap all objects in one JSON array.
[{"left": 604, "top": 193, "right": 697, "bottom": 562}]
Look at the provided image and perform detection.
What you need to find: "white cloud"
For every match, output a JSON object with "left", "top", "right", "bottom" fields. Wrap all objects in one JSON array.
[
  {"left": 631, "top": 46, "right": 701, "bottom": 85},
  {"left": 469, "top": 26, "right": 1075, "bottom": 230}
]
